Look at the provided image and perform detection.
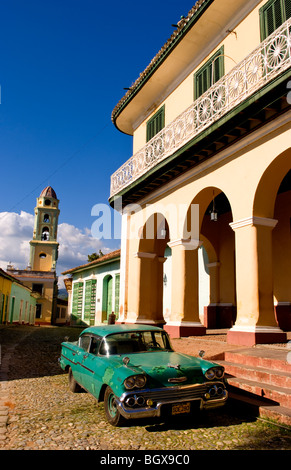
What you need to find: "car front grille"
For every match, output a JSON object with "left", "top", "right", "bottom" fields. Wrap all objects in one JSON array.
[{"left": 121, "top": 382, "right": 215, "bottom": 405}]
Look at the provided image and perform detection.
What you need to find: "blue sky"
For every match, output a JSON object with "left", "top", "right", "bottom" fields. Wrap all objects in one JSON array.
[{"left": 0, "top": 0, "right": 195, "bottom": 277}]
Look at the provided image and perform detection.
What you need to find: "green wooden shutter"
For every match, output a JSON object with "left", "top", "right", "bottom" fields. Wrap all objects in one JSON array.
[
  {"left": 90, "top": 279, "right": 97, "bottom": 325},
  {"left": 77, "top": 283, "right": 84, "bottom": 320},
  {"left": 83, "top": 279, "right": 97, "bottom": 325},
  {"left": 114, "top": 274, "right": 120, "bottom": 319},
  {"left": 194, "top": 47, "right": 224, "bottom": 100},
  {"left": 10, "top": 296, "right": 15, "bottom": 323},
  {"left": 72, "top": 283, "right": 79, "bottom": 318},
  {"left": 72, "top": 282, "right": 83, "bottom": 322},
  {"left": 84, "top": 280, "right": 92, "bottom": 324},
  {"left": 146, "top": 105, "right": 165, "bottom": 142},
  {"left": 106, "top": 277, "right": 113, "bottom": 319},
  {"left": 260, "top": 0, "right": 291, "bottom": 40},
  {"left": 195, "top": 66, "right": 209, "bottom": 100}
]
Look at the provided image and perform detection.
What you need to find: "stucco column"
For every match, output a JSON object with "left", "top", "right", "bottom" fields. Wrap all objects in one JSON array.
[
  {"left": 116, "top": 212, "right": 129, "bottom": 323},
  {"left": 133, "top": 252, "right": 165, "bottom": 326},
  {"left": 164, "top": 239, "right": 206, "bottom": 337},
  {"left": 228, "top": 216, "right": 286, "bottom": 346}
]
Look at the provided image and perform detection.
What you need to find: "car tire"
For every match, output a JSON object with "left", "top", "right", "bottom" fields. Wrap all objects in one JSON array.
[
  {"left": 68, "top": 367, "right": 82, "bottom": 393},
  {"left": 104, "top": 386, "right": 125, "bottom": 426}
]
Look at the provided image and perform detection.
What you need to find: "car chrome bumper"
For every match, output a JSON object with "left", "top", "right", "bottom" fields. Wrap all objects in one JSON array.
[{"left": 116, "top": 382, "right": 228, "bottom": 419}]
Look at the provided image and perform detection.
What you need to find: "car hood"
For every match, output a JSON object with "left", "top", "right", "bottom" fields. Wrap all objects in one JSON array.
[{"left": 119, "top": 351, "right": 210, "bottom": 387}]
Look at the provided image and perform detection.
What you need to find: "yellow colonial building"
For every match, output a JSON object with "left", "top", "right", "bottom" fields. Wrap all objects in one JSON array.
[
  {"left": 0, "top": 268, "right": 37, "bottom": 325},
  {"left": 0, "top": 269, "right": 13, "bottom": 323},
  {"left": 110, "top": 0, "right": 291, "bottom": 346}
]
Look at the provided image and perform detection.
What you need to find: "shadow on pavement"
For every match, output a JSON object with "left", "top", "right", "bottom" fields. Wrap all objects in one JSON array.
[{"left": 0, "top": 325, "right": 84, "bottom": 381}]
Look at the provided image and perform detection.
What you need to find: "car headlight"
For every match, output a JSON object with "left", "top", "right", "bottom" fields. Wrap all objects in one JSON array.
[
  {"left": 205, "top": 368, "right": 216, "bottom": 380},
  {"left": 135, "top": 375, "right": 147, "bottom": 388},
  {"left": 124, "top": 376, "right": 136, "bottom": 389},
  {"left": 205, "top": 367, "right": 224, "bottom": 380},
  {"left": 215, "top": 368, "right": 224, "bottom": 379},
  {"left": 124, "top": 375, "right": 147, "bottom": 390}
]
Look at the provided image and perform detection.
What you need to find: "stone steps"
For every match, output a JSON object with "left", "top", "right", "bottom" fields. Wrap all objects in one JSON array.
[
  {"left": 222, "top": 360, "right": 291, "bottom": 391},
  {"left": 217, "top": 347, "right": 291, "bottom": 427}
]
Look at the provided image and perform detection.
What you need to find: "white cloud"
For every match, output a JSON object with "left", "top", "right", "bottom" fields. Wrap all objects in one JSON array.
[
  {"left": 57, "top": 223, "right": 109, "bottom": 272},
  {"left": 0, "top": 211, "right": 34, "bottom": 269},
  {"left": 0, "top": 211, "right": 119, "bottom": 289}
]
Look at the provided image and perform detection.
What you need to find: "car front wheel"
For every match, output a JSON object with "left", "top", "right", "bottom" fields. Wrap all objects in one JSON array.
[{"left": 104, "top": 386, "right": 125, "bottom": 426}]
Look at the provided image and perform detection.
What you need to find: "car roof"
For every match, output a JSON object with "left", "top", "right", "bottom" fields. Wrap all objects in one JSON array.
[{"left": 81, "top": 323, "right": 163, "bottom": 337}]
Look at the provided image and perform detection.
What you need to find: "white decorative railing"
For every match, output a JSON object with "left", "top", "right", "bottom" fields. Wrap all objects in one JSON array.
[{"left": 110, "top": 19, "right": 291, "bottom": 198}]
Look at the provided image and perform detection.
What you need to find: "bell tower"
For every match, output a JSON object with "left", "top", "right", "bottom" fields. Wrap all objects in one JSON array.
[{"left": 29, "top": 186, "right": 60, "bottom": 272}]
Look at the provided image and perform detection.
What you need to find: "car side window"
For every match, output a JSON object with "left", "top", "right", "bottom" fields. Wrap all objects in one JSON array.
[
  {"left": 79, "top": 335, "right": 91, "bottom": 351},
  {"left": 89, "top": 336, "right": 101, "bottom": 355}
]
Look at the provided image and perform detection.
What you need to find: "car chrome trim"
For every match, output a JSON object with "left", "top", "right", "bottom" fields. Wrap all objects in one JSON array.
[
  {"left": 116, "top": 389, "right": 228, "bottom": 419},
  {"left": 168, "top": 376, "right": 187, "bottom": 383},
  {"left": 117, "top": 382, "right": 228, "bottom": 419},
  {"left": 80, "top": 363, "right": 94, "bottom": 374}
]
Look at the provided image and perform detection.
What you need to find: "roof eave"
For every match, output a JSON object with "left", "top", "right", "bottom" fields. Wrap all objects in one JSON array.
[
  {"left": 111, "top": 0, "right": 214, "bottom": 133},
  {"left": 62, "top": 250, "right": 121, "bottom": 276}
]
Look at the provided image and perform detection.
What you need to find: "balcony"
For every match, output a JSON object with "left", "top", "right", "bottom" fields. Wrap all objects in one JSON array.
[{"left": 110, "top": 19, "right": 291, "bottom": 201}]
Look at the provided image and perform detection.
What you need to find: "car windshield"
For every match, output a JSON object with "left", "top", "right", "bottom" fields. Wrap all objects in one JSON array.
[{"left": 99, "top": 330, "right": 172, "bottom": 356}]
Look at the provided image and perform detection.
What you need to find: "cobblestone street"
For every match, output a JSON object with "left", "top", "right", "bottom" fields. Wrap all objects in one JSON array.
[{"left": 0, "top": 325, "right": 290, "bottom": 451}]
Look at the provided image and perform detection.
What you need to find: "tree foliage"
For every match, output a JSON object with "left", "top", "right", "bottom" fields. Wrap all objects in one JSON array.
[{"left": 87, "top": 250, "right": 104, "bottom": 262}]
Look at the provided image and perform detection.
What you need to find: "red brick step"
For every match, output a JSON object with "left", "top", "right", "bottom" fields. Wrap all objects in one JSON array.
[
  {"left": 226, "top": 375, "right": 291, "bottom": 408},
  {"left": 222, "top": 360, "right": 291, "bottom": 389},
  {"left": 216, "top": 346, "right": 291, "bottom": 427},
  {"left": 229, "top": 389, "right": 291, "bottom": 427},
  {"left": 224, "top": 348, "right": 291, "bottom": 373}
]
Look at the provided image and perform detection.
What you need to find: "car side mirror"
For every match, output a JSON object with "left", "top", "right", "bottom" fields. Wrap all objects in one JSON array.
[
  {"left": 123, "top": 357, "right": 130, "bottom": 366},
  {"left": 199, "top": 350, "right": 205, "bottom": 358}
]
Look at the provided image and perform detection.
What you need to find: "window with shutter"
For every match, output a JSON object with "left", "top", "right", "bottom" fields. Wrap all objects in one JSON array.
[
  {"left": 84, "top": 280, "right": 92, "bottom": 324},
  {"left": 115, "top": 274, "right": 120, "bottom": 318},
  {"left": 90, "top": 279, "right": 96, "bottom": 325},
  {"left": 84, "top": 279, "right": 97, "bottom": 325},
  {"left": 194, "top": 47, "right": 224, "bottom": 100},
  {"left": 146, "top": 105, "right": 165, "bottom": 142},
  {"left": 260, "top": 0, "right": 291, "bottom": 40},
  {"left": 72, "top": 282, "right": 83, "bottom": 320}
]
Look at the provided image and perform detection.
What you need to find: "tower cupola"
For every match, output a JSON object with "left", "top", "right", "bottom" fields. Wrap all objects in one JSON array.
[{"left": 29, "top": 186, "right": 60, "bottom": 271}]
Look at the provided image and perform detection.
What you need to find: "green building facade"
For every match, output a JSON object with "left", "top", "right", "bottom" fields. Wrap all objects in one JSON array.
[{"left": 62, "top": 250, "right": 120, "bottom": 326}]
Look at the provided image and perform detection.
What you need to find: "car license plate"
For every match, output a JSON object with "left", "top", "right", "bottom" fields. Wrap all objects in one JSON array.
[{"left": 172, "top": 402, "right": 191, "bottom": 415}]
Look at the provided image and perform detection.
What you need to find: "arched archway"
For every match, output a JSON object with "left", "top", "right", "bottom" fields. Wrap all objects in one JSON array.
[
  {"left": 185, "top": 187, "right": 236, "bottom": 329},
  {"left": 228, "top": 149, "right": 290, "bottom": 345},
  {"left": 136, "top": 213, "right": 170, "bottom": 326},
  {"left": 41, "top": 227, "right": 50, "bottom": 240},
  {"left": 252, "top": 148, "right": 291, "bottom": 331},
  {"left": 253, "top": 148, "right": 291, "bottom": 218}
]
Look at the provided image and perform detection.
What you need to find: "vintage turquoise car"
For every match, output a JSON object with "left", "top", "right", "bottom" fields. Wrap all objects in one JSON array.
[{"left": 59, "top": 324, "right": 228, "bottom": 426}]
